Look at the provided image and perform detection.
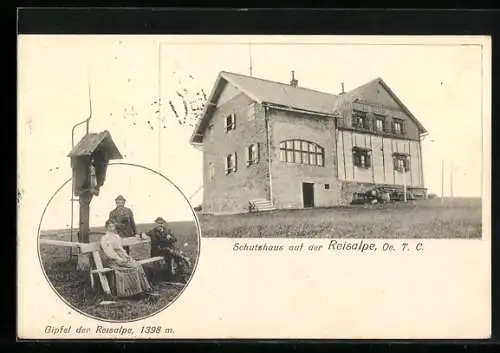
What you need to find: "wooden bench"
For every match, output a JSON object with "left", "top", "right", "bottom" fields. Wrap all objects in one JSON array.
[{"left": 40, "top": 236, "right": 165, "bottom": 295}]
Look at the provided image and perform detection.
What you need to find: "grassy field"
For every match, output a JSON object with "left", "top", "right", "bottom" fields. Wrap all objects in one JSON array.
[
  {"left": 198, "top": 198, "right": 482, "bottom": 239},
  {"left": 39, "top": 221, "right": 199, "bottom": 322}
]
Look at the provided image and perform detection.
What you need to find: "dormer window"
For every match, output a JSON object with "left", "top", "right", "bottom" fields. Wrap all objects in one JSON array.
[
  {"left": 225, "top": 113, "right": 236, "bottom": 132},
  {"left": 374, "top": 115, "right": 385, "bottom": 133},
  {"left": 392, "top": 118, "right": 406, "bottom": 136},
  {"left": 352, "top": 111, "right": 369, "bottom": 130}
]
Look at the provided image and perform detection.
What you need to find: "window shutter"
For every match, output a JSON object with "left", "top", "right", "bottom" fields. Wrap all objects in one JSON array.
[
  {"left": 224, "top": 156, "right": 229, "bottom": 174},
  {"left": 366, "top": 151, "right": 372, "bottom": 168},
  {"left": 391, "top": 121, "right": 396, "bottom": 134},
  {"left": 393, "top": 156, "right": 398, "bottom": 171},
  {"left": 406, "top": 156, "right": 411, "bottom": 171},
  {"left": 233, "top": 152, "right": 238, "bottom": 172},
  {"left": 224, "top": 116, "right": 228, "bottom": 132},
  {"left": 256, "top": 143, "right": 260, "bottom": 163},
  {"left": 245, "top": 145, "right": 250, "bottom": 166},
  {"left": 401, "top": 121, "right": 407, "bottom": 135},
  {"left": 232, "top": 113, "right": 236, "bottom": 130}
]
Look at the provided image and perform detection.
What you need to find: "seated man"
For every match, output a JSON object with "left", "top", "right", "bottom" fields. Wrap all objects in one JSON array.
[{"left": 146, "top": 217, "right": 192, "bottom": 283}]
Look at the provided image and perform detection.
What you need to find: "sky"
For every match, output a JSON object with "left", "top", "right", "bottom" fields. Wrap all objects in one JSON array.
[{"left": 18, "top": 35, "right": 489, "bottom": 230}]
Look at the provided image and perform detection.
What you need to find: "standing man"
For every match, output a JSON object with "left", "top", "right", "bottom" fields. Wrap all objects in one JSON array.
[{"left": 109, "top": 195, "right": 137, "bottom": 255}]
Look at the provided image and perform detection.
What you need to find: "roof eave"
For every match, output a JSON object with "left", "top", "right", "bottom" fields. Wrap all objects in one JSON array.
[
  {"left": 263, "top": 102, "right": 338, "bottom": 118},
  {"left": 189, "top": 102, "right": 217, "bottom": 145},
  {"left": 188, "top": 71, "right": 230, "bottom": 145},
  {"left": 67, "top": 131, "right": 124, "bottom": 159}
]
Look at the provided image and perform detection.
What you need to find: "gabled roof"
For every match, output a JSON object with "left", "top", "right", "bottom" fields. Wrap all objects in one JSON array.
[
  {"left": 332, "top": 77, "right": 427, "bottom": 133},
  {"left": 221, "top": 71, "right": 339, "bottom": 115},
  {"left": 68, "top": 130, "right": 123, "bottom": 160},
  {"left": 190, "top": 71, "right": 427, "bottom": 144}
]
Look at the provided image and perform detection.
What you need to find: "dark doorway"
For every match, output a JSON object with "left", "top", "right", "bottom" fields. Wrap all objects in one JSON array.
[{"left": 302, "top": 182, "right": 315, "bottom": 208}]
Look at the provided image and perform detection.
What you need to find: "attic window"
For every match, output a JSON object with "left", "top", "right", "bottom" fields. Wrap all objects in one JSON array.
[
  {"left": 392, "top": 118, "right": 406, "bottom": 136},
  {"left": 352, "top": 111, "right": 369, "bottom": 130},
  {"left": 225, "top": 113, "right": 236, "bottom": 132},
  {"left": 374, "top": 114, "right": 386, "bottom": 133}
]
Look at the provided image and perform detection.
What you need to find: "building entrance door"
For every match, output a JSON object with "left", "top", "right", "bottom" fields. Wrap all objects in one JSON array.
[{"left": 302, "top": 182, "right": 315, "bottom": 208}]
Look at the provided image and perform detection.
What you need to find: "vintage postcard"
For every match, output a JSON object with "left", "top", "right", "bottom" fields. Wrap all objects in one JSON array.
[{"left": 17, "top": 35, "right": 491, "bottom": 339}]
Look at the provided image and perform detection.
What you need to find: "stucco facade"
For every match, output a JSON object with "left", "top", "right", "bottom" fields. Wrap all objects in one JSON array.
[
  {"left": 268, "top": 108, "right": 341, "bottom": 209},
  {"left": 202, "top": 91, "right": 270, "bottom": 214}
]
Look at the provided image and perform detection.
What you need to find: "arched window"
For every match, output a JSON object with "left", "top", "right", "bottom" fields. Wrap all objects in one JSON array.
[{"left": 279, "top": 140, "right": 325, "bottom": 167}]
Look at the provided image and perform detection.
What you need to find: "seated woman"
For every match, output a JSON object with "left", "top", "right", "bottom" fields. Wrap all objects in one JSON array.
[{"left": 100, "top": 219, "right": 154, "bottom": 298}]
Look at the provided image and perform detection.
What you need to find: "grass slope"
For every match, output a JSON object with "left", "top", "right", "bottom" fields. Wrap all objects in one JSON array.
[
  {"left": 198, "top": 198, "right": 482, "bottom": 238},
  {"left": 39, "top": 221, "right": 199, "bottom": 321}
]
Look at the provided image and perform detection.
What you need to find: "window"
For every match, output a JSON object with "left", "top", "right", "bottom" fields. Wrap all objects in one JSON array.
[
  {"left": 392, "top": 118, "right": 406, "bottom": 135},
  {"left": 225, "top": 113, "right": 236, "bottom": 132},
  {"left": 247, "top": 103, "right": 256, "bottom": 121},
  {"left": 279, "top": 140, "right": 325, "bottom": 166},
  {"left": 208, "top": 162, "right": 215, "bottom": 182},
  {"left": 352, "top": 147, "right": 372, "bottom": 169},
  {"left": 352, "top": 111, "right": 369, "bottom": 129},
  {"left": 374, "top": 115, "right": 385, "bottom": 133},
  {"left": 393, "top": 153, "right": 411, "bottom": 172},
  {"left": 225, "top": 153, "right": 238, "bottom": 174},
  {"left": 246, "top": 143, "right": 260, "bottom": 166},
  {"left": 324, "top": 184, "right": 330, "bottom": 190}
]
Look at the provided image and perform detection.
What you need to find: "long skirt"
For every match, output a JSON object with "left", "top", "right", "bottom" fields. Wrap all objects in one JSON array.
[{"left": 109, "top": 262, "right": 152, "bottom": 297}]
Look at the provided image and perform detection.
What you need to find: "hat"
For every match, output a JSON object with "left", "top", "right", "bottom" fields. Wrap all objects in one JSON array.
[
  {"left": 115, "top": 195, "right": 126, "bottom": 201},
  {"left": 154, "top": 217, "right": 166, "bottom": 225}
]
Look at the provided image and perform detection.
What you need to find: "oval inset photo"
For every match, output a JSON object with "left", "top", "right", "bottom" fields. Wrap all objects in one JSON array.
[{"left": 38, "top": 163, "right": 200, "bottom": 322}]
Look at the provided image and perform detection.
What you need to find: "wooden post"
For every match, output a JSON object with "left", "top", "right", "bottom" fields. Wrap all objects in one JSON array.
[
  {"left": 77, "top": 191, "right": 93, "bottom": 271},
  {"left": 78, "top": 191, "right": 93, "bottom": 243},
  {"left": 403, "top": 166, "right": 407, "bottom": 202}
]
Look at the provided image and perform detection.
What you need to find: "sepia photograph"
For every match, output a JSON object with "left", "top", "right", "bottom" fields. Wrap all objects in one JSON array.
[
  {"left": 38, "top": 160, "right": 200, "bottom": 322},
  {"left": 187, "top": 42, "right": 484, "bottom": 239},
  {"left": 18, "top": 34, "right": 490, "bottom": 339}
]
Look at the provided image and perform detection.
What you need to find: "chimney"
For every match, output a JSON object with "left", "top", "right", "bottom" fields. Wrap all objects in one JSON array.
[
  {"left": 290, "top": 70, "right": 298, "bottom": 87},
  {"left": 340, "top": 82, "right": 345, "bottom": 95}
]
